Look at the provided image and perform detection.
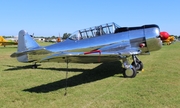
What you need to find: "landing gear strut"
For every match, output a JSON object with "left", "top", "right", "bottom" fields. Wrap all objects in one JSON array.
[
  {"left": 131, "top": 55, "right": 143, "bottom": 71},
  {"left": 31, "top": 62, "right": 40, "bottom": 69},
  {"left": 122, "top": 57, "right": 137, "bottom": 78},
  {"left": 122, "top": 55, "right": 143, "bottom": 78}
]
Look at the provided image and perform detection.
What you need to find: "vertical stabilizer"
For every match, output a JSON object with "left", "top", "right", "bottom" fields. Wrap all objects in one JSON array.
[
  {"left": 0, "top": 36, "right": 7, "bottom": 42},
  {"left": 0, "top": 36, "right": 7, "bottom": 46},
  {"left": 18, "top": 30, "right": 40, "bottom": 52},
  {"left": 17, "top": 30, "right": 40, "bottom": 62}
]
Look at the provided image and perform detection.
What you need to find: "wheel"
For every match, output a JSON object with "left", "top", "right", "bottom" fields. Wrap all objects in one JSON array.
[
  {"left": 123, "top": 67, "right": 137, "bottom": 78},
  {"left": 32, "top": 65, "right": 37, "bottom": 69},
  {"left": 132, "top": 61, "right": 143, "bottom": 71}
]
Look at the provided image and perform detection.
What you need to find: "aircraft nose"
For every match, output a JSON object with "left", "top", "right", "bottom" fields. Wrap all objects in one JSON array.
[{"left": 146, "top": 37, "right": 162, "bottom": 52}]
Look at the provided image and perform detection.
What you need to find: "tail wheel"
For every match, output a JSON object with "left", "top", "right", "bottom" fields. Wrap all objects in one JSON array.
[
  {"left": 123, "top": 67, "right": 137, "bottom": 78},
  {"left": 132, "top": 61, "right": 143, "bottom": 71},
  {"left": 32, "top": 65, "right": 37, "bottom": 69},
  {"left": 31, "top": 63, "right": 40, "bottom": 69}
]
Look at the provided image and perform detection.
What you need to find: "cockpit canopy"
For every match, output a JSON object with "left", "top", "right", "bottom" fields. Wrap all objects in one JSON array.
[{"left": 69, "top": 22, "right": 120, "bottom": 40}]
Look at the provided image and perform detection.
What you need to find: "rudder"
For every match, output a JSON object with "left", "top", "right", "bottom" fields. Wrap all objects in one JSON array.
[
  {"left": 0, "top": 36, "right": 7, "bottom": 46},
  {"left": 17, "top": 30, "right": 40, "bottom": 62},
  {"left": 18, "top": 30, "right": 40, "bottom": 52}
]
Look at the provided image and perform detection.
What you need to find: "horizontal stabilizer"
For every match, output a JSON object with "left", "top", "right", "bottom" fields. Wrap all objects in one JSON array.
[{"left": 11, "top": 47, "right": 50, "bottom": 58}]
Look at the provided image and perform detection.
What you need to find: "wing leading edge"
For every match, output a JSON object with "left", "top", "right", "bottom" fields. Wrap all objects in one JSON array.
[{"left": 39, "top": 48, "right": 141, "bottom": 63}]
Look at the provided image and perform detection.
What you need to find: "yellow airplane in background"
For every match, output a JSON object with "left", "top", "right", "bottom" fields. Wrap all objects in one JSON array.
[
  {"left": 160, "top": 31, "right": 175, "bottom": 45},
  {"left": 162, "top": 36, "right": 175, "bottom": 45},
  {"left": 0, "top": 36, "right": 18, "bottom": 47}
]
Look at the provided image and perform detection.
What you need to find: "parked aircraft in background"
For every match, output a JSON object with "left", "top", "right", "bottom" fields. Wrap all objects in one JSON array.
[
  {"left": 11, "top": 22, "right": 162, "bottom": 78},
  {"left": 56, "top": 37, "right": 61, "bottom": 42},
  {"left": 160, "top": 31, "right": 175, "bottom": 45},
  {"left": 57, "top": 33, "right": 62, "bottom": 42},
  {"left": 0, "top": 36, "right": 18, "bottom": 47}
]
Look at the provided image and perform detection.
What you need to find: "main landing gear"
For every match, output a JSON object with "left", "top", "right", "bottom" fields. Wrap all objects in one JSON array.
[{"left": 122, "top": 55, "right": 143, "bottom": 78}]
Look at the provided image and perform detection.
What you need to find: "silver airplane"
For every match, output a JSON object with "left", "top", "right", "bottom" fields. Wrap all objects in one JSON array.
[{"left": 11, "top": 22, "right": 162, "bottom": 78}]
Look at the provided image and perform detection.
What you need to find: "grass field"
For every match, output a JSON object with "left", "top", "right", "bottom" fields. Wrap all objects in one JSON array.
[{"left": 0, "top": 42, "right": 180, "bottom": 108}]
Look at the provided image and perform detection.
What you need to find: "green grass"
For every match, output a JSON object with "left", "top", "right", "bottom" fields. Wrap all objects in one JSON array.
[{"left": 0, "top": 42, "right": 180, "bottom": 108}]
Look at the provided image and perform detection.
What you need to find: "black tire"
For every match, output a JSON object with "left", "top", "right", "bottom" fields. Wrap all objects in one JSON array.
[
  {"left": 32, "top": 65, "right": 37, "bottom": 69},
  {"left": 132, "top": 61, "right": 143, "bottom": 71},
  {"left": 123, "top": 67, "right": 137, "bottom": 78}
]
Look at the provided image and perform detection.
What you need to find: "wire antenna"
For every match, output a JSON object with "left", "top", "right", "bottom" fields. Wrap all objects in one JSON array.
[{"left": 64, "top": 57, "right": 69, "bottom": 96}]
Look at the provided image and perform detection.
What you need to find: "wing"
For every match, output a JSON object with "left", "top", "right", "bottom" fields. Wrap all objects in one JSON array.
[
  {"left": 11, "top": 43, "right": 141, "bottom": 63},
  {"left": 39, "top": 48, "right": 141, "bottom": 63},
  {"left": 10, "top": 47, "right": 51, "bottom": 58}
]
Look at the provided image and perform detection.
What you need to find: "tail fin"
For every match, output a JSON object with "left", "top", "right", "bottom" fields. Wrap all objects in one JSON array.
[
  {"left": 0, "top": 36, "right": 7, "bottom": 46},
  {"left": 18, "top": 30, "right": 40, "bottom": 52},
  {"left": 16, "top": 30, "right": 40, "bottom": 62},
  {"left": 0, "top": 36, "right": 7, "bottom": 42}
]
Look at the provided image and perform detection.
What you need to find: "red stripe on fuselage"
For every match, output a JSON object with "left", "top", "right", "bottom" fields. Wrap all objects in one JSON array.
[{"left": 84, "top": 50, "right": 101, "bottom": 62}]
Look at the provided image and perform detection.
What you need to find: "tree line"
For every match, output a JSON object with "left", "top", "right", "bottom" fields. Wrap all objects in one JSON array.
[
  {"left": 2, "top": 33, "right": 71, "bottom": 40},
  {"left": 3, "top": 33, "right": 180, "bottom": 40}
]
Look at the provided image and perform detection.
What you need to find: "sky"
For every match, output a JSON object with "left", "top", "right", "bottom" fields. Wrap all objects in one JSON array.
[{"left": 0, "top": 0, "right": 180, "bottom": 37}]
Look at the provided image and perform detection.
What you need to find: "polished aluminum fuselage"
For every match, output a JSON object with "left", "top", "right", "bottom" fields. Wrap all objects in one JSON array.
[
  {"left": 46, "top": 26, "right": 161, "bottom": 53},
  {"left": 16, "top": 25, "right": 162, "bottom": 63}
]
